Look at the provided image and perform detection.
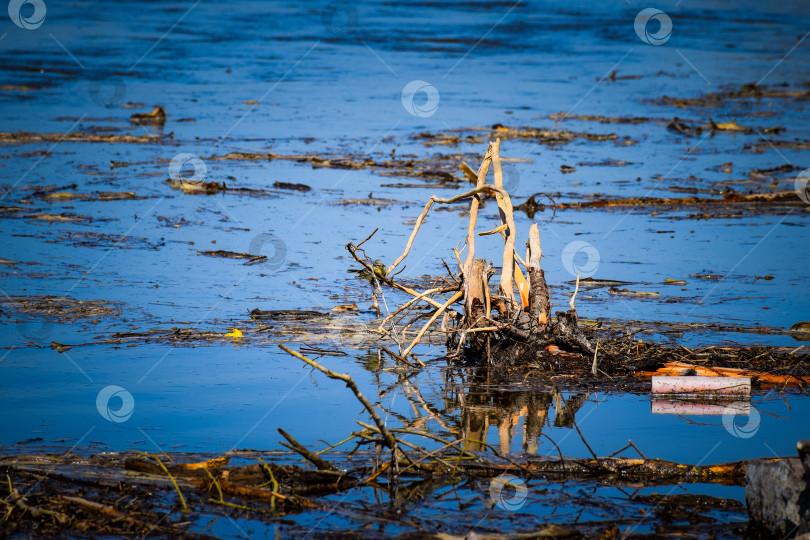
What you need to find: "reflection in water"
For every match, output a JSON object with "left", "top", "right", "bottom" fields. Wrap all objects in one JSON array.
[
  {"left": 461, "top": 388, "right": 553, "bottom": 454},
  {"left": 392, "top": 365, "right": 593, "bottom": 455}
]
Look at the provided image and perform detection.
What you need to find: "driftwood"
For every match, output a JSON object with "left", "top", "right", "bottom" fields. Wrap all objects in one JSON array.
[{"left": 347, "top": 139, "right": 593, "bottom": 365}]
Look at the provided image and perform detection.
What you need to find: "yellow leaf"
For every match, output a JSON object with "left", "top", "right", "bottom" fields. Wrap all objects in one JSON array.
[
  {"left": 225, "top": 328, "right": 243, "bottom": 338},
  {"left": 714, "top": 121, "right": 745, "bottom": 131},
  {"left": 46, "top": 192, "right": 77, "bottom": 199}
]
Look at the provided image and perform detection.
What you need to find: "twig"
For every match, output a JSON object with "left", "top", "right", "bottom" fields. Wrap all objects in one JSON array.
[
  {"left": 461, "top": 438, "right": 532, "bottom": 476},
  {"left": 278, "top": 428, "right": 337, "bottom": 471},
  {"left": 357, "top": 421, "right": 459, "bottom": 471},
  {"left": 478, "top": 223, "right": 508, "bottom": 236},
  {"left": 217, "top": 471, "right": 306, "bottom": 506},
  {"left": 377, "top": 324, "right": 405, "bottom": 354},
  {"left": 445, "top": 325, "right": 507, "bottom": 333},
  {"left": 459, "top": 162, "right": 478, "bottom": 183},
  {"left": 363, "top": 461, "right": 391, "bottom": 484},
  {"left": 395, "top": 439, "right": 464, "bottom": 476},
  {"left": 61, "top": 495, "right": 129, "bottom": 522},
  {"left": 376, "top": 286, "right": 451, "bottom": 332},
  {"left": 348, "top": 243, "right": 452, "bottom": 312},
  {"left": 138, "top": 452, "right": 188, "bottom": 512},
  {"left": 400, "top": 291, "right": 463, "bottom": 358},
  {"left": 556, "top": 392, "right": 599, "bottom": 461},
  {"left": 451, "top": 439, "right": 471, "bottom": 479},
  {"left": 355, "top": 228, "right": 378, "bottom": 249},
  {"left": 541, "top": 434, "right": 567, "bottom": 472},
  {"left": 608, "top": 442, "right": 632, "bottom": 459},
  {"left": 380, "top": 347, "right": 421, "bottom": 368},
  {"left": 315, "top": 434, "right": 360, "bottom": 456},
  {"left": 279, "top": 344, "right": 398, "bottom": 450},
  {"left": 202, "top": 466, "right": 224, "bottom": 503},
  {"left": 441, "top": 259, "right": 460, "bottom": 285},
  {"left": 569, "top": 272, "right": 580, "bottom": 311},
  {"left": 628, "top": 439, "right": 647, "bottom": 460},
  {"left": 400, "top": 379, "right": 459, "bottom": 436},
  {"left": 257, "top": 457, "right": 279, "bottom": 511}
]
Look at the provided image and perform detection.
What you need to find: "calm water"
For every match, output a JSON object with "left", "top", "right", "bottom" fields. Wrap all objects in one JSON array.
[{"left": 1, "top": 1, "right": 810, "bottom": 535}]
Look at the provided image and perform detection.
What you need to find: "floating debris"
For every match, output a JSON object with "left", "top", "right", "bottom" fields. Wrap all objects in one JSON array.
[
  {"left": 2, "top": 295, "right": 121, "bottom": 318},
  {"left": 54, "top": 231, "right": 162, "bottom": 249},
  {"left": 666, "top": 116, "right": 783, "bottom": 137},
  {"left": 654, "top": 82, "right": 810, "bottom": 109},
  {"left": 513, "top": 189, "right": 804, "bottom": 218},
  {"left": 415, "top": 124, "right": 622, "bottom": 146},
  {"left": 249, "top": 309, "right": 328, "bottom": 321},
  {"left": 272, "top": 181, "right": 311, "bottom": 192},
  {"left": 789, "top": 321, "right": 810, "bottom": 341},
  {"left": 0, "top": 131, "right": 171, "bottom": 144},
  {"left": 549, "top": 112, "right": 651, "bottom": 124},
  {"left": 165, "top": 177, "right": 272, "bottom": 197},
  {"left": 639, "top": 361, "right": 810, "bottom": 386},
  {"left": 129, "top": 105, "right": 166, "bottom": 126},
  {"left": 577, "top": 158, "right": 635, "bottom": 167},
  {"left": 608, "top": 287, "right": 660, "bottom": 298},
  {"left": 197, "top": 249, "right": 267, "bottom": 265},
  {"left": 40, "top": 191, "right": 146, "bottom": 202}
]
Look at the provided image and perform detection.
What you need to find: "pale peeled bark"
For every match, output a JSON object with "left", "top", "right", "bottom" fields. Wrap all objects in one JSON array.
[{"left": 491, "top": 139, "right": 519, "bottom": 312}]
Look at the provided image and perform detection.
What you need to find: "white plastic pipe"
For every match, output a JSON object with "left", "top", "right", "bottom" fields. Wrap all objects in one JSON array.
[{"left": 651, "top": 376, "right": 751, "bottom": 396}]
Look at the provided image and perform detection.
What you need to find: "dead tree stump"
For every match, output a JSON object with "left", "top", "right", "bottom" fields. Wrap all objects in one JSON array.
[{"left": 351, "top": 138, "right": 595, "bottom": 367}]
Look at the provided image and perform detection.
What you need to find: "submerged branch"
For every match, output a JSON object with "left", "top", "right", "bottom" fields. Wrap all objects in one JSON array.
[{"left": 279, "top": 344, "right": 398, "bottom": 450}]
